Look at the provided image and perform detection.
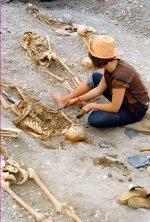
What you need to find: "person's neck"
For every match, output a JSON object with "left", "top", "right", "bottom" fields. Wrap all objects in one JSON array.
[{"left": 104, "top": 59, "right": 118, "bottom": 73}]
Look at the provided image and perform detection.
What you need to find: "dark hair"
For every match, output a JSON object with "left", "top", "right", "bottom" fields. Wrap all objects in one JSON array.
[{"left": 88, "top": 52, "right": 115, "bottom": 68}]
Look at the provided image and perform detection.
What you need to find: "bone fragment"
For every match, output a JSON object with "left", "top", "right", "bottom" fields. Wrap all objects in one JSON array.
[
  {"left": 28, "top": 168, "right": 83, "bottom": 222},
  {"left": 0, "top": 146, "right": 9, "bottom": 159},
  {"left": 55, "top": 56, "right": 80, "bottom": 85},
  {"left": 23, "top": 118, "right": 50, "bottom": 139},
  {"left": 1, "top": 82, "right": 26, "bottom": 100},
  {"left": 5, "top": 160, "right": 29, "bottom": 185},
  {"left": 139, "top": 147, "right": 150, "bottom": 152},
  {"left": 23, "top": 129, "right": 41, "bottom": 138},
  {"left": 60, "top": 111, "right": 74, "bottom": 125},
  {"left": 11, "top": 104, "right": 21, "bottom": 115},
  {"left": 13, "top": 106, "right": 32, "bottom": 125},
  {"left": 2, "top": 172, "right": 17, "bottom": 183},
  {"left": 2, "top": 181, "right": 52, "bottom": 222},
  {"left": 44, "top": 69, "right": 73, "bottom": 92},
  {"left": 1, "top": 95, "right": 11, "bottom": 109},
  {"left": 71, "top": 76, "right": 81, "bottom": 87},
  {"left": 44, "top": 38, "right": 80, "bottom": 87},
  {"left": 1, "top": 128, "right": 21, "bottom": 138},
  {"left": 15, "top": 86, "right": 26, "bottom": 100},
  {"left": 28, "top": 168, "right": 63, "bottom": 212}
]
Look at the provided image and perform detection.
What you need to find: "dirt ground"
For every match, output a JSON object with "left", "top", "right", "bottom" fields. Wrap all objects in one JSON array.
[{"left": 2, "top": 0, "right": 150, "bottom": 222}]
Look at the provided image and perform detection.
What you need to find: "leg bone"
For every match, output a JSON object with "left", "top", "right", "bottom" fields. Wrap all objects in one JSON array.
[
  {"left": 28, "top": 168, "right": 83, "bottom": 222},
  {"left": 2, "top": 180, "right": 52, "bottom": 222},
  {"left": 28, "top": 168, "right": 63, "bottom": 213},
  {"left": 60, "top": 111, "right": 75, "bottom": 125},
  {"left": 44, "top": 69, "right": 73, "bottom": 92}
]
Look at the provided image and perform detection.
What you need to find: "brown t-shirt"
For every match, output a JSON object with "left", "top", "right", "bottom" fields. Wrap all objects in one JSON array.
[{"left": 104, "top": 59, "right": 149, "bottom": 111}]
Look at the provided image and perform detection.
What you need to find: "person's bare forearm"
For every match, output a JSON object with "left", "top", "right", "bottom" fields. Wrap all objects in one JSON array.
[
  {"left": 89, "top": 102, "right": 118, "bottom": 112},
  {"left": 79, "top": 76, "right": 107, "bottom": 101},
  {"left": 79, "top": 87, "right": 101, "bottom": 101}
]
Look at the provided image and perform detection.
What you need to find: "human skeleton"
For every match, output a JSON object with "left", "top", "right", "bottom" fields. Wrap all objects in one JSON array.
[
  {"left": 1, "top": 7, "right": 89, "bottom": 220},
  {"left": 1, "top": 147, "right": 83, "bottom": 222},
  {"left": 1, "top": 82, "right": 75, "bottom": 139},
  {"left": 22, "top": 31, "right": 81, "bottom": 92}
]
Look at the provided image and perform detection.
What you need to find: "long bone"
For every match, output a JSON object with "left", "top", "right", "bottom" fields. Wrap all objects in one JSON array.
[
  {"left": 44, "top": 69, "right": 73, "bottom": 92},
  {"left": 2, "top": 180, "right": 52, "bottom": 222},
  {"left": 46, "top": 35, "right": 81, "bottom": 87},
  {"left": 53, "top": 53, "right": 81, "bottom": 87},
  {"left": 1, "top": 128, "right": 21, "bottom": 138},
  {"left": 60, "top": 110, "right": 75, "bottom": 125},
  {"left": 28, "top": 168, "right": 83, "bottom": 222}
]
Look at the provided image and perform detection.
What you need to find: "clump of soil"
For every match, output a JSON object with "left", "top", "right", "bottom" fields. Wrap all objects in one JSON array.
[{"left": 93, "top": 156, "right": 128, "bottom": 171}]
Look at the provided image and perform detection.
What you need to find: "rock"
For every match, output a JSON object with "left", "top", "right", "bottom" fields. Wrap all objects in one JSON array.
[
  {"left": 147, "top": 166, "right": 150, "bottom": 174},
  {"left": 108, "top": 173, "right": 112, "bottom": 178},
  {"left": 62, "top": 14, "right": 74, "bottom": 24},
  {"left": 128, "top": 177, "right": 132, "bottom": 182},
  {"left": 123, "top": 172, "right": 127, "bottom": 177}
]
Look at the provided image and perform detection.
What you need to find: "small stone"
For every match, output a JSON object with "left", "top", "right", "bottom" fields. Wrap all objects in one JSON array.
[
  {"left": 123, "top": 172, "right": 127, "bottom": 177},
  {"left": 128, "top": 177, "right": 132, "bottom": 182},
  {"left": 19, "top": 214, "right": 23, "bottom": 218},
  {"left": 147, "top": 166, "right": 150, "bottom": 174},
  {"left": 118, "top": 178, "right": 124, "bottom": 182},
  {"left": 108, "top": 173, "right": 112, "bottom": 178}
]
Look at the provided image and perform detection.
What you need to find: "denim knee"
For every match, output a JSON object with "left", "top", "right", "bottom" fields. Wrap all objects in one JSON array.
[
  {"left": 87, "top": 72, "right": 103, "bottom": 89},
  {"left": 85, "top": 110, "right": 120, "bottom": 128}
]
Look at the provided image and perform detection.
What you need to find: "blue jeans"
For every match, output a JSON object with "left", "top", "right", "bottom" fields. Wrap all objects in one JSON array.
[{"left": 85, "top": 72, "right": 147, "bottom": 128}]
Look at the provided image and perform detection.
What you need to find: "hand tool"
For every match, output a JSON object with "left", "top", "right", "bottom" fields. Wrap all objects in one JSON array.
[
  {"left": 76, "top": 113, "right": 84, "bottom": 119},
  {"left": 2, "top": 90, "right": 20, "bottom": 104}
]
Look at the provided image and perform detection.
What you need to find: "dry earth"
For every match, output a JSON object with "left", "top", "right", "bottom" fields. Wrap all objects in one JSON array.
[{"left": 2, "top": 0, "right": 150, "bottom": 222}]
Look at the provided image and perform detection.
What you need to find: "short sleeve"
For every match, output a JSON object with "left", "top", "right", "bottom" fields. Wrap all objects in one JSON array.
[{"left": 112, "top": 78, "right": 129, "bottom": 89}]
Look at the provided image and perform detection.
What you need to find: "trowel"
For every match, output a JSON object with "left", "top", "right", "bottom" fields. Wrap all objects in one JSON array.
[
  {"left": 127, "top": 155, "right": 150, "bottom": 168},
  {"left": 2, "top": 90, "right": 21, "bottom": 104}
]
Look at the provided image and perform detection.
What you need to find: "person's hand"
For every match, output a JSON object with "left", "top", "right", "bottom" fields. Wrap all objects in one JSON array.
[
  {"left": 82, "top": 103, "right": 94, "bottom": 114},
  {"left": 67, "top": 98, "right": 78, "bottom": 106},
  {"left": 67, "top": 98, "right": 87, "bottom": 107}
]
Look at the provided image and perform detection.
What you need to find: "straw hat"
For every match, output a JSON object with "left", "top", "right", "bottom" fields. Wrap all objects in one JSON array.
[{"left": 88, "top": 35, "right": 120, "bottom": 59}]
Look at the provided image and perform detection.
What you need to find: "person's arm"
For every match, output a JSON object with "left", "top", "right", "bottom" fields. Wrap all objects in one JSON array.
[
  {"left": 80, "top": 76, "right": 107, "bottom": 101},
  {"left": 67, "top": 76, "right": 107, "bottom": 106},
  {"left": 82, "top": 88, "right": 126, "bottom": 113}
]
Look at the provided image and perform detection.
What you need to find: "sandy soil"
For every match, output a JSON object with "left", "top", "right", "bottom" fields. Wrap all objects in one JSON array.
[{"left": 2, "top": 0, "right": 150, "bottom": 222}]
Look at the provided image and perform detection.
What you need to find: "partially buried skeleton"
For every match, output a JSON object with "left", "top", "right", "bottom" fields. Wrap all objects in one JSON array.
[
  {"left": 1, "top": 82, "right": 85, "bottom": 141},
  {"left": 1, "top": 146, "right": 83, "bottom": 222}
]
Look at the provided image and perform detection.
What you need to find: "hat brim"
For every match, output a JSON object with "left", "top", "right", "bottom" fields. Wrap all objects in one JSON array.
[{"left": 88, "top": 39, "right": 120, "bottom": 59}]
